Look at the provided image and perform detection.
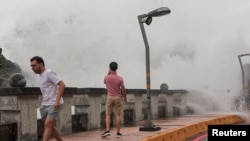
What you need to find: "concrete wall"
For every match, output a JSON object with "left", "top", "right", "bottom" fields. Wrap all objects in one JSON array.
[{"left": 0, "top": 87, "right": 188, "bottom": 141}]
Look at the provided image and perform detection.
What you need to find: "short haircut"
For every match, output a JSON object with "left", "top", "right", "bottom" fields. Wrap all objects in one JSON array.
[
  {"left": 109, "top": 62, "right": 118, "bottom": 71},
  {"left": 30, "top": 56, "right": 45, "bottom": 66}
]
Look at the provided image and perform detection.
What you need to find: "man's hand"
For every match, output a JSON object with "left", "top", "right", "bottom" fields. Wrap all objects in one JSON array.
[
  {"left": 55, "top": 101, "right": 60, "bottom": 110},
  {"left": 123, "top": 96, "right": 127, "bottom": 103}
]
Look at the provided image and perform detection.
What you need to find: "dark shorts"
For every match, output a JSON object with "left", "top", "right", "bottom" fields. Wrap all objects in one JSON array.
[{"left": 40, "top": 105, "right": 62, "bottom": 120}]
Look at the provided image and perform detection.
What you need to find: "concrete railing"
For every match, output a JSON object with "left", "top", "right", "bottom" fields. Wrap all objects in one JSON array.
[{"left": 0, "top": 87, "right": 188, "bottom": 141}]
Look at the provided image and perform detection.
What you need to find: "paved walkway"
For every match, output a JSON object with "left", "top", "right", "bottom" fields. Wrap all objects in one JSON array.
[{"left": 48, "top": 113, "right": 248, "bottom": 141}]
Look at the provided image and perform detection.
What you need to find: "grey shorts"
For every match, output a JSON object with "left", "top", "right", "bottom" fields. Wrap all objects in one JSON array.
[{"left": 40, "top": 105, "right": 62, "bottom": 120}]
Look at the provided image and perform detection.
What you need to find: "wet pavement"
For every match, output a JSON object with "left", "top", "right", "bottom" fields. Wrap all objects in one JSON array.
[{"left": 47, "top": 112, "right": 248, "bottom": 141}]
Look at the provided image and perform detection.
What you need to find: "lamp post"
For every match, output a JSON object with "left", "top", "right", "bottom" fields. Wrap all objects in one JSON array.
[
  {"left": 238, "top": 53, "right": 250, "bottom": 108},
  {"left": 138, "top": 7, "right": 171, "bottom": 131}
]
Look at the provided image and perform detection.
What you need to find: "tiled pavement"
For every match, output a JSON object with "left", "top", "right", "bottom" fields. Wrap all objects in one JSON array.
[{"left": 49, "top": 113, "right": 248, "bottom": 141}]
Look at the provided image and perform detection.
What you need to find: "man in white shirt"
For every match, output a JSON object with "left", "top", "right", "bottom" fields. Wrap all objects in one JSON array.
[{"left": 30, "top": 56, "right": 65, "bottom": 141}]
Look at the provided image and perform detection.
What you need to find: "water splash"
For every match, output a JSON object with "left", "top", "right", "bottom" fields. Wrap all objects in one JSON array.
[{"left": 1, "top": 0, "right": 250, "bottom": 112}]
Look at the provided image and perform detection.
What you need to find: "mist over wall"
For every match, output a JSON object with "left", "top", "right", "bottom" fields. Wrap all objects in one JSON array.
[{"left": 1, "top": 1, "right": 250, "bottom": 112}]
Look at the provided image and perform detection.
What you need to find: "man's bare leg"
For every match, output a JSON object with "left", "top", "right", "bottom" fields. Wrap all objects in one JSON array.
[
  {"left": 43, "top": 118, "right": 53, "bottom": 141},
  {"left": 105, "top": 115, "right": 111, "bottom": 131},
  {"left": 51, "top": 125, "right": 63, "bottom": 141},
  {"left": 116, "top": 115, "right": 121, "bottom": 133}
]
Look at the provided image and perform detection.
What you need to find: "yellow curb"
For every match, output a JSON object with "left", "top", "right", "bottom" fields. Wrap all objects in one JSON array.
[{"left": 139, "top": 115, "right": 245, "bottom": 141}]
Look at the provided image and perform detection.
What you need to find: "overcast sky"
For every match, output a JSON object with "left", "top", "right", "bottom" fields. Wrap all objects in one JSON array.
[{"left": 1, "top": 0, "right": 250, "bottom": 94}]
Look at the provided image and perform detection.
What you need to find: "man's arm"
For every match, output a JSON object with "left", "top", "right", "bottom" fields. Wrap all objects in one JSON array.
[
  {"left": 104, "top": 70, "right": 111, "bottom": 84},
  {"left": 55, "top": 80, "right": 65, "bottom": 110},
  {"left": 121, "top": 85, "right": 127, "bottom": 103}
]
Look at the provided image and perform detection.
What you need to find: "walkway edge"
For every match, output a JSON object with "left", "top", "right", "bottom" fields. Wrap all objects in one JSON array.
[{"left": 139, "top": 114, "right": 245, "bottom": 141}]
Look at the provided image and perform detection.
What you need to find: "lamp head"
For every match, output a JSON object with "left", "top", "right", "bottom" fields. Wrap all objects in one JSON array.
[
  {"left": 145, "top": 16, "right": 152, "bottom": 25},
  {"left": 148, "top": 7, "right": 171, "bottom": 17},
  {"left": 138, "top": 7, "right": 171, "bottom": 25}
]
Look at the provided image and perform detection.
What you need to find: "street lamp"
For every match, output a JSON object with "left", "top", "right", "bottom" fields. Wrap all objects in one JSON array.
[
  {"left": 138, "top": 7, "right": 171, "bottom": 131},
  {"left": 238, "top": 53, "right": 250, "bottom": 108}
]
